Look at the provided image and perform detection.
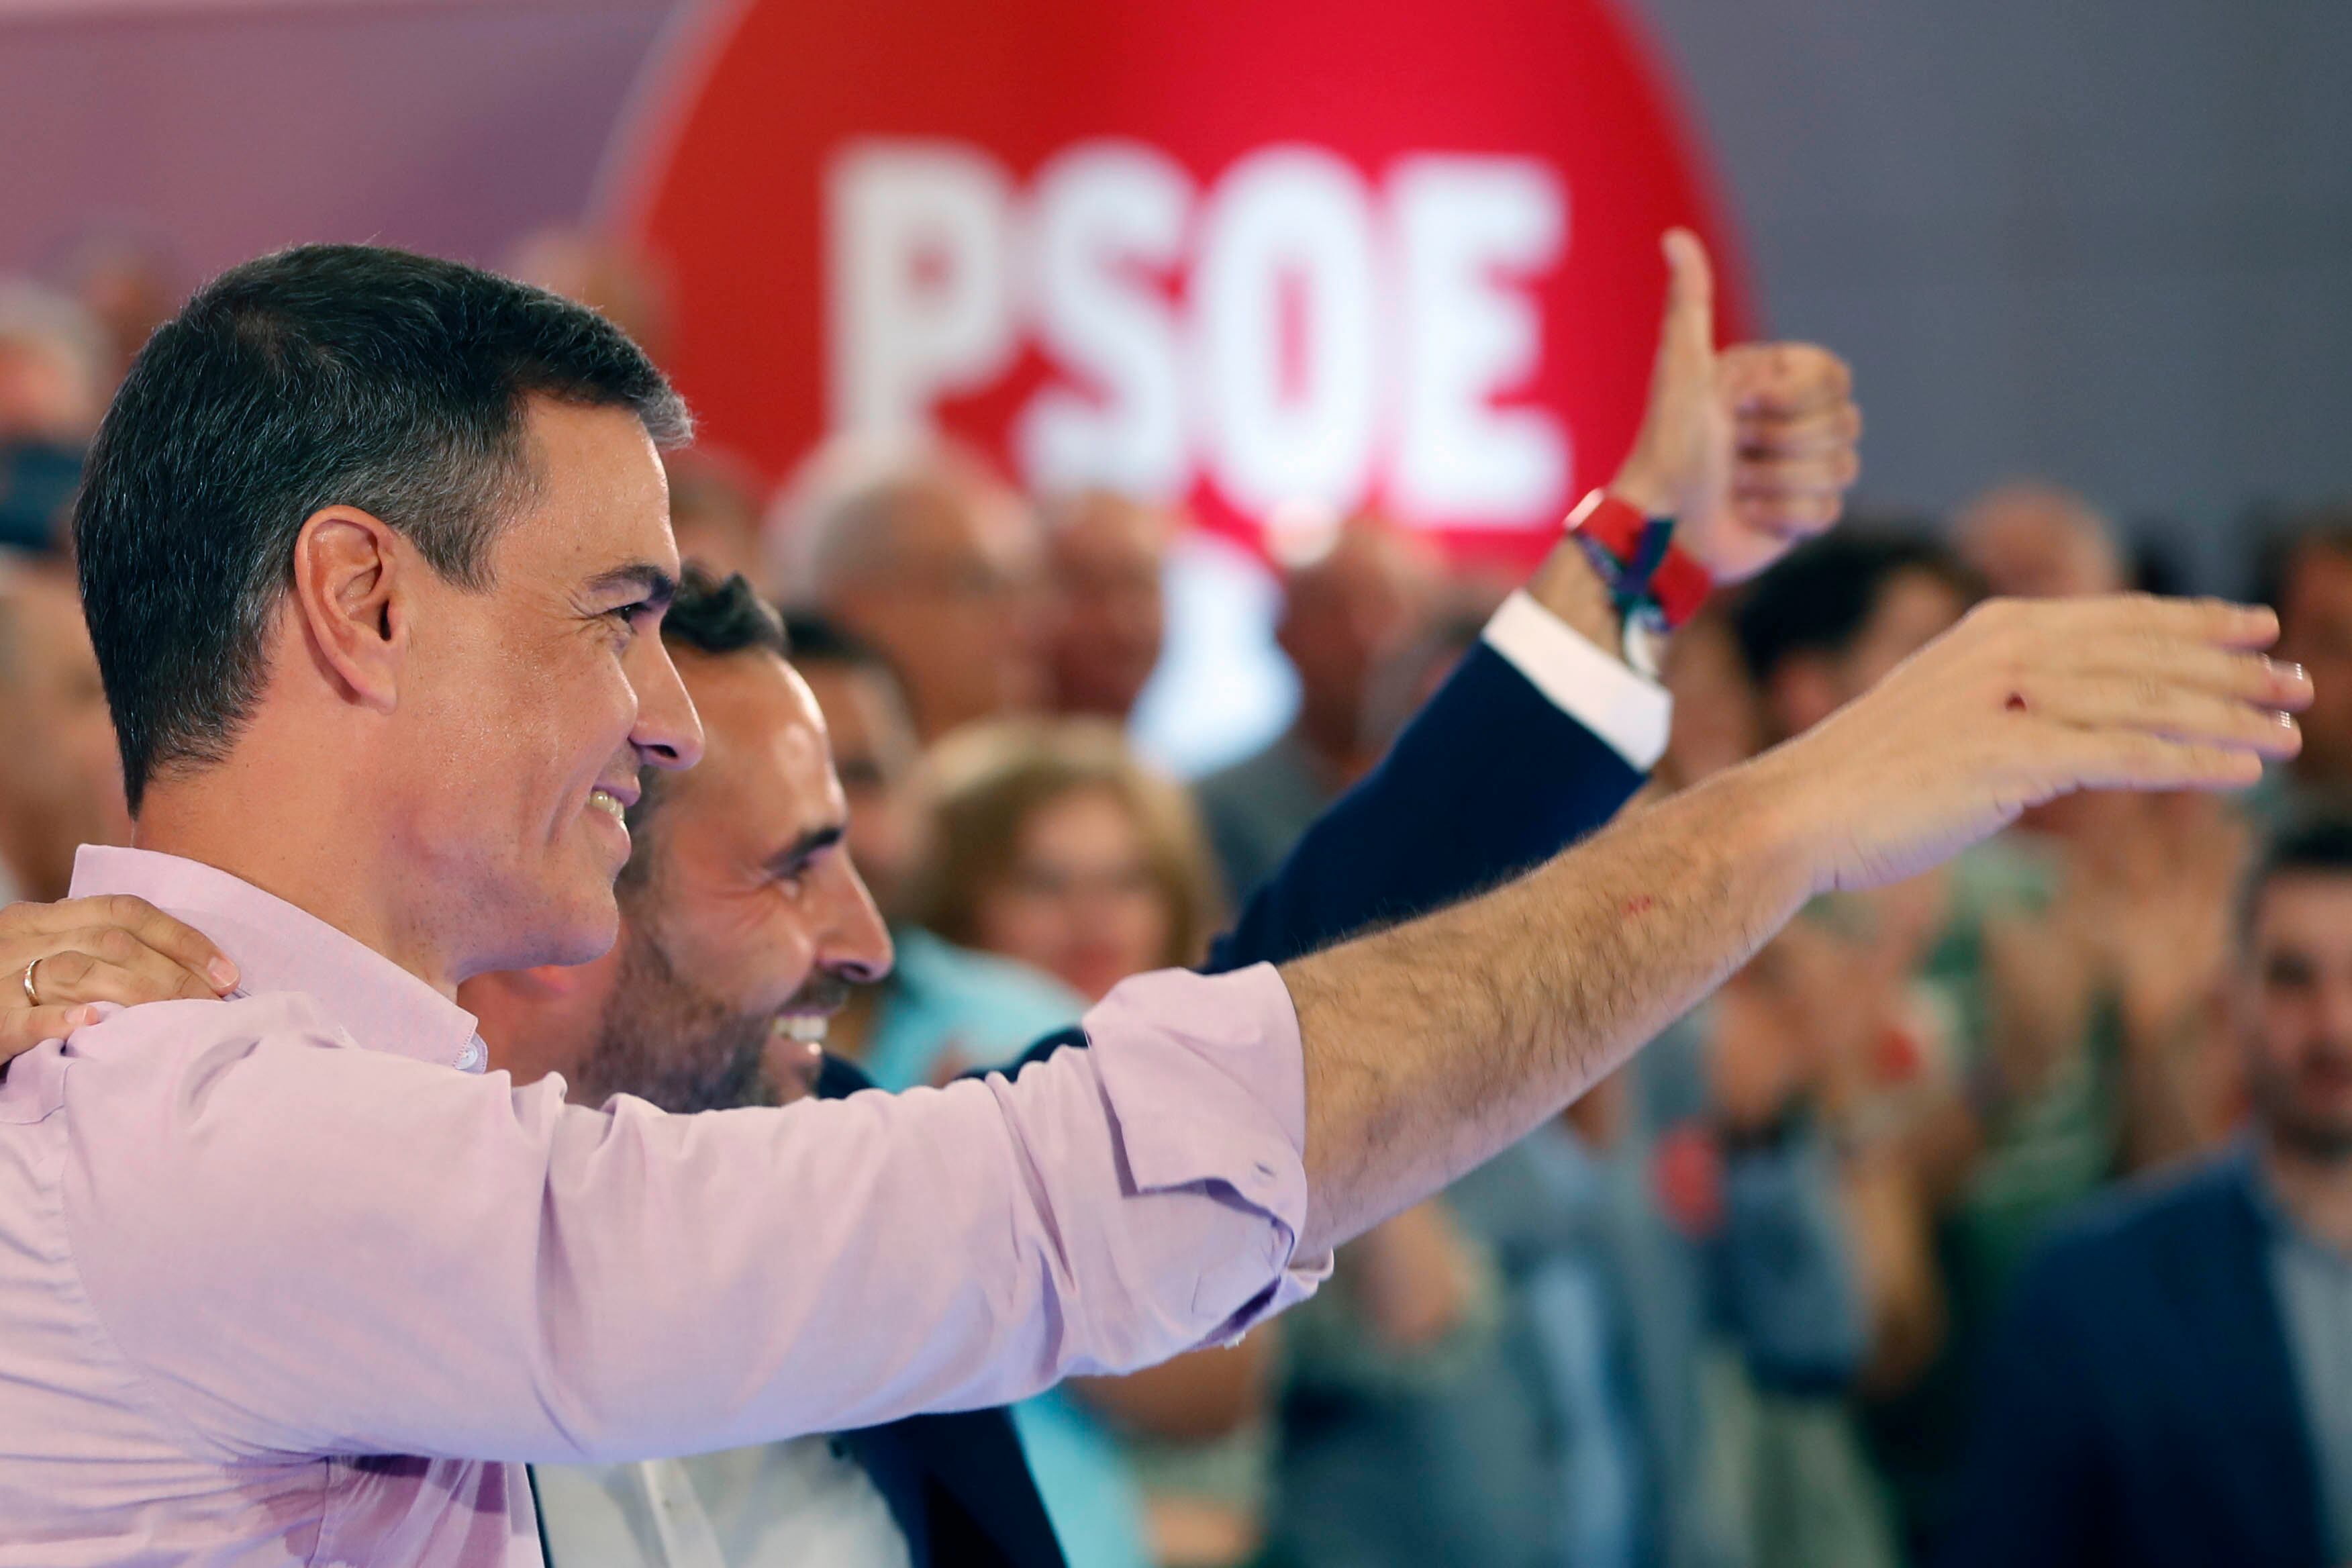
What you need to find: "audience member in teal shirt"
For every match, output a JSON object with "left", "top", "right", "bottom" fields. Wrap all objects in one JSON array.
[
  {"left": 848, "top": 925, "right": 1149, "bottom": 1568},
  {"left": 856, "top": 925, "right": 1090, "bottom": 1094}
]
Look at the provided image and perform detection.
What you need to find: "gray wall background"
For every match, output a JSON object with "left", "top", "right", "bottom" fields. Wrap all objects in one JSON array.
[
  {"left": 1639, "top": 0, "right": 2352, "bottom": 585},
  {"left": 2, "top": 0, "right": 2345, "bottom": 586}
]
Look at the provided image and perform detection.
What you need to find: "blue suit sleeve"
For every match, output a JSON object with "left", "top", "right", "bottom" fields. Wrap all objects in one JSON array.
[
  {"left": 1003, "top": 638, "right": 1646, "bottom": 1073},
  {"left": 1938, "top": 1246, "right": 2105, "bottom": 1568},
  {"left": 1204, "top": 640, "right": 1645, "bottom": 975}
]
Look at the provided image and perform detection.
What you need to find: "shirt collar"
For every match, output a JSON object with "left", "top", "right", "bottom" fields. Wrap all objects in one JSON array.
[
  {"left": 68, "top": 844, "right": 484, "bottom": 1073},
  {"left": 2239, "top": 1134, "right": 2352, "bottom": 1267}
]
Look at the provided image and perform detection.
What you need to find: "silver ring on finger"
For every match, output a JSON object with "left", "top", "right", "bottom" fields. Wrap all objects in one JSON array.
[{"left": 21, "top": 957, "right": 42, "bottom": 1010}]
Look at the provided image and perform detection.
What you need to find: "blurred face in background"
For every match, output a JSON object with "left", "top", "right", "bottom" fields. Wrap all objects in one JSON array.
[
  {"left": 1767, "top": 567, "right": 1970, "bottom": 738},
  {"left": 1279, "top": 520, "right": 1439, "bottom": 765},
  {"left": 2277, "top": 542, "right": 2352, "bottom": 789},
  {"left": 1954, "top": 481, "right": 2125, "bottom": 600},
  {"left": 1837, "top": 569, "right": 1971, "bottom": 698},
  {"left": 1046, "top": 491, "right": 1172, "bottom": 721},
  {"left": 2239, "top": 871, "right": 2352, "bottom": 1160},
  {"left": 0, "top": 290, "right": 109, "bottom": 552},
  {"left": 58, "top": 236, "right": 182, "bottom": 387},
  {"left": 662, "top": 450, "right": 767, "bottom": 589},
  {"left": 1663, "top": 611, "right": 1766, "bottom": 786},
  {"left": 973, "top": 783, "right": 1171, "bottom": 1003},
  {"left": 504, "top": 227, "right": 677, "bottom": 372},
  {"left": 828, "top": 476, "right": 1049, "bottom": 740},
  {"left": 0, "top": 335, "right": 101, "bottom": 445},
  {"left": 0, "top": 567, "right": 130, "bottom": 898},
  {"left": 796, "top": 656, "right": 924, "bottom": 916},
  {"left": 1754, "top": 563, "right": 1971, "bottom": 950}
]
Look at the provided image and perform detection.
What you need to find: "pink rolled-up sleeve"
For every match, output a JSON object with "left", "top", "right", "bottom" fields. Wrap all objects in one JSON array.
[{"left": 59, "top": 964, "right": 1323, "bottom": 1466}]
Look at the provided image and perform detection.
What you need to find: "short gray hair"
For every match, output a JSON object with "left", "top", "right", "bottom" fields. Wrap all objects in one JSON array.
[{"left": 763, "top": 430, "right": 1012, "bottom": 601}]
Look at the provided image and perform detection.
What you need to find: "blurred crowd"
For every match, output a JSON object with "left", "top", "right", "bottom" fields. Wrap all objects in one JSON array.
[{"left": 5, "top": 230, "right": 2352, "bottom": 1568}]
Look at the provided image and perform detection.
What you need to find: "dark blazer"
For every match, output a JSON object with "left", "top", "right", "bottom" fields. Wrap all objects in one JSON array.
[
  {"left": 813, "top": 1055, "right": 1070, "bottom": 1568},
  {"left": 1016, "top": 638, "right": 1643, "bottom": 1095},
  {"left": 1941, "top": 1149, "right": 2330, "bottom": 1568},
  {"left": 1205, "top": 638, "right": 1643, "bottom": 975},
  {"left": 781, "top": 638, "right": 1646, "bottom": 1568}
]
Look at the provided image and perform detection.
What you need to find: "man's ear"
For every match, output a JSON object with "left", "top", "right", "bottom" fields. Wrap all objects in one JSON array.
[{"left": 289, "top": 506, "right": 409, "bottom": 713}]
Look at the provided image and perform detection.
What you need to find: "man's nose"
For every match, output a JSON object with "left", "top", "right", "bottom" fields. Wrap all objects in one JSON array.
[
  {"left": 630, "top": 636, "right": 705, "bottom": 773},
  {"left": 824, "top": 858, "right": 895, "bottom": 986}
]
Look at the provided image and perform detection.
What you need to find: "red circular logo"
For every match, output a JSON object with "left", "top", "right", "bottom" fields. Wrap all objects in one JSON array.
[{"left": 606, "top": 0, "right": 1751, "bottom": 567}]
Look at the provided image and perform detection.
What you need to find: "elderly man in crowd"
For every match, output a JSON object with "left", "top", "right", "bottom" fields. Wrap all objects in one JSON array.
[
  {"left": 1194, "top": 514, "right": 1440, "bottom": 897},
  {"left": 1042, "top": 489, "right": 1179, "bottom": 725},
  {"left": 1952, "top": 480, "right": 2128, "bottom": 601},
  {"left": 773, "top": 435, "right": 1051, "bottom": 740},
  {"left": 0, "top": 283, "right": 108, "bottom": 447},
  {"left": 0, "top": 236, "right": 2302, "bottom": 1567},
  {"left": 1946, "top": 816, "right": 2352, "bottom": 1568}
]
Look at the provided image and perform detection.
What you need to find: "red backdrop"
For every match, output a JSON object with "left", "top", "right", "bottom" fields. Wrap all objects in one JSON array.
[{"left": 607, "top": 0, "right": 1751, "bottom": 568}]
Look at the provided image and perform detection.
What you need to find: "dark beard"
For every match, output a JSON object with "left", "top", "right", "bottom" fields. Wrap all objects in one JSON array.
[
  {"left": 570, "top": 923, "right": 777, "bottom": 1115},
  {"left": 2249, "top": 1053, "right": 2352, "bottom": 1164}
]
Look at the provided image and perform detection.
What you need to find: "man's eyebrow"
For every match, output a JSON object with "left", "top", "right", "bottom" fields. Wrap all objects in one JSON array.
[
  {"left": 767, "top": 822, "right": 846, "bottom": 876},
  {"left": 587, "top": 561, "right": 679, "bottom": 610}
]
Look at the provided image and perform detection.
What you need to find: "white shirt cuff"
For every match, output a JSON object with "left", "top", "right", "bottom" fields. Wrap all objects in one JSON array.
[{"left": 1481, "top": 589, "right": 1673, "bottom": 771}]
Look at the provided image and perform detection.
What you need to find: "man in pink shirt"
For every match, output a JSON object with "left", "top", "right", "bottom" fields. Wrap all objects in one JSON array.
[{"left": 0, "top": 238, "right": 2310, "bottom": 1566}]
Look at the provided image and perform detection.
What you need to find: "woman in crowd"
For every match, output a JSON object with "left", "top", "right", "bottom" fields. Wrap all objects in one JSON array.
[
  {"left": 911, "top": 719, "right": 1487, "bottom": 1568},
  {"left": 912, "top": 718, "right": 1218, "bottom": 1014}
]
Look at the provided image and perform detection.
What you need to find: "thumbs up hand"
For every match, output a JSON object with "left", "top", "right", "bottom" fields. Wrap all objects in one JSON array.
[{"left": 1608, "top": 230, "right": 1861, "bottom": 585}]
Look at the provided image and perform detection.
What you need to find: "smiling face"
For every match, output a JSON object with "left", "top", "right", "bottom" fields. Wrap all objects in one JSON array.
[
  {"left": 972, "top": 783, "right": 1174, "bottom": 1004},
  {"left": 391, "top": 397, "right": 703, "bottom": 977},
  {"left": 564, "top": 645, "right": 894, "bottom": 1111}
]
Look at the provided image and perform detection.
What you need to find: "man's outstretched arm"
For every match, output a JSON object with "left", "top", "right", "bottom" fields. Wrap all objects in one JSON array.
[
  {"left": 1283, "top": 593, "right": 2304, "bottom": 1251},
  {"left": 58, "top": 591, "right": 2294, "bottom": 1465},
  {"left": 13, "top": 239, "right": 2304, "bottom": 1466}
]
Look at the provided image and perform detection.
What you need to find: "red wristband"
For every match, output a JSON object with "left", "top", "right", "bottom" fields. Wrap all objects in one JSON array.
[{"left": 1564, "top": 489, "right": 1713, "bottom": 628}]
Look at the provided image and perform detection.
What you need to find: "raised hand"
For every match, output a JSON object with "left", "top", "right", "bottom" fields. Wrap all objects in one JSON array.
[
  {"left": 1759, "top": 595, "right": 2310, "bottom": 896},
  {"left": 1608, "top": 229, "right": 1861, "bottom": 584},
  {"left": 0, "top": 893, "right": 239, "bottom": 1067}
]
